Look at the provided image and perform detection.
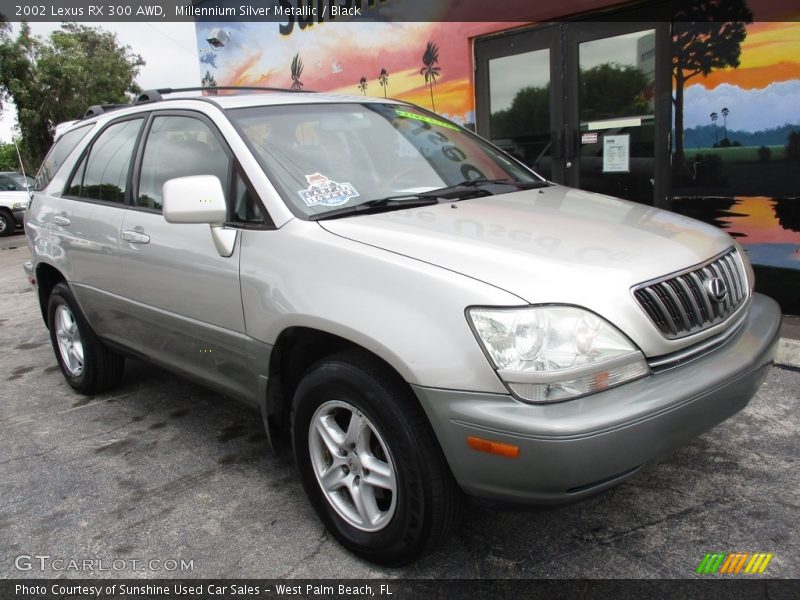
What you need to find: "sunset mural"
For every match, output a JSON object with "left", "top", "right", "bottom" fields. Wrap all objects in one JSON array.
[{"left": 193, "top": 21, "right": 521, "bottom": 126}]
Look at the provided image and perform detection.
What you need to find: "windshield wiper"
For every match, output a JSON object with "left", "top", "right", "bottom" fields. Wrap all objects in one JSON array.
[{"left": 309, "top": 195, "right": 441, "bottom": 221}]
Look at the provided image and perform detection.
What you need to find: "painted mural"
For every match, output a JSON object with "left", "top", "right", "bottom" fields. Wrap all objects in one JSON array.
[
  {"left": 671, "top": 15, "right": 800, "bottom": 280},
  {"left": 194, "top": 21, "right": 521, "bottom": 130}
]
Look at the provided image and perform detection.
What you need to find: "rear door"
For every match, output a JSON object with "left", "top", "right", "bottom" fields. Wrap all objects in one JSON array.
[
  {"left": 114, "top": 111, "right": 255, "bottom": 401},
  {"left": 56, "top": 117, "right": 145, "bottom": 320}
]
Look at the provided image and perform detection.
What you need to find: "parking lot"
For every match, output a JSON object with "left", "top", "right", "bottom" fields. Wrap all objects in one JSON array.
[{"left": 1, "top": 230, "right": 798, "bottom": 579}]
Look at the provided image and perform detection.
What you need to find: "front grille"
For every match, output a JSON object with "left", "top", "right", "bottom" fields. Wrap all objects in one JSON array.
[{"left": 633, "top": 248, "right": 748, "bottom": 339}]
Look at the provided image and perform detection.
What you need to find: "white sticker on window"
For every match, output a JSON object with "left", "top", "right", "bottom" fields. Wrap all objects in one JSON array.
[{"left": 298, "top": 173, "right": 360, "bottom": 207}]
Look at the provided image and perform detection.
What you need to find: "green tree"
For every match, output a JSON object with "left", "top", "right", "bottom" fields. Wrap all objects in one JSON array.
[
  {"left": 672, "top": 0, "right": 752, "bottom": 169},
  {"left": 0, "top": 23, "right": 143, "bottom": 170},
  {"left": 490, "top": 85, "right": 550, "bottom": 140},
  {"left": 710, "top": 111, "right": 718, "bottom": 144},
  {"left": 0, "top": 142, "right": 19, "bottom": 171},
  {"left": 420, "top": 41, "right": 441, "bottom": 111}
]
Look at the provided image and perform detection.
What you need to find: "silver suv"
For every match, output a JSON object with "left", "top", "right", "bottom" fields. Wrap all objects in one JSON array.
[{"left": 24, "top": 89, "right": 780, "bottom": 565}]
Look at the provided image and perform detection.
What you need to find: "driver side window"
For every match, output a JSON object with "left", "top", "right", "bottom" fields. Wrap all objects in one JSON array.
[{"left": 137, "top": 115, "right": 231, "bottom": 212}]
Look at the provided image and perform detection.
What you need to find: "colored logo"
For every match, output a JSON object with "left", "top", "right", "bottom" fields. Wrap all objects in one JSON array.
[
  {"left": 298, "top": 173, "right": 360, "bottom": 208},
  {"left": 696, "top": 552, "right": 774, "bottom": 574}
]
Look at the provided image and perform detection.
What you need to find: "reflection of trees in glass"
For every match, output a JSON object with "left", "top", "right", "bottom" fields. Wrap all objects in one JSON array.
[
  {"left": 672, "top": 0, "right": 752, "bottom": 169},
  {"left": 579, "top": 63, "right": 649, "bottom": 121},
  {"left": 773, "top": 198, "right": 800, "bottom": 233},
  {"left": 490, "top": 85, "right": 550, "bottom": 139},
  {"left": 82, "top": 184, "right": 124, "bottom": 203}
]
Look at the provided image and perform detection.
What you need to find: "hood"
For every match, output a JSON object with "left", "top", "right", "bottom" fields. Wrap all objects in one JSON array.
[{"left": 319, "top": 185, "right": 736, "bottom": 354}]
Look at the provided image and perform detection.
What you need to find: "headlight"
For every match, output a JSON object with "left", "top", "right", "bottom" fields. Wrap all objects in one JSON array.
[
  {"left": 467, "top": 306, "right": 649, "bottom": 403},
  {"left": 13, "top": 202, "right": 28, "bottom": 210}
]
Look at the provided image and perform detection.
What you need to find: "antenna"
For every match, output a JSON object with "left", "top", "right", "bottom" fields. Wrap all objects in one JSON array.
[{"left": 13, "top": 138, "right": 32, "bottom": 198}]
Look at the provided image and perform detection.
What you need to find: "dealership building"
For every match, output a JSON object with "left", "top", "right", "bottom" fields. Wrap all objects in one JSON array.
[{"left": 193, "top": 0, "right": 800, "bottom": 312}]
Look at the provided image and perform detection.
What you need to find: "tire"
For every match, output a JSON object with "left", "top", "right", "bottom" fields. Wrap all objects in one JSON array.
[
  {"left": 292, "top": 350, "right": 463, "bottom": 566},
  {"left": 47, "top": 282, "right": 125, "bottom": 394},
  {"left": 0, "top": 209, "right": 14, "bottom": 237}
]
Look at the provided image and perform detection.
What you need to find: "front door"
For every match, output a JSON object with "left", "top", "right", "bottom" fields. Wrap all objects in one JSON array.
[{"left": 476, "top": 20, "right": 670, "bottom": 207}]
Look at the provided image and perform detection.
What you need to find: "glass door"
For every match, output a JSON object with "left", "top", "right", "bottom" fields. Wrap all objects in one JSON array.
[
  {"left": 476, "top": 20, "right": 670, "bottom": 207},
  {"left": 565, "top": 24, "right": 667, "bottom": 206},
  {"left": 475, "top": 25, "right": 565, "bottom": 183}
]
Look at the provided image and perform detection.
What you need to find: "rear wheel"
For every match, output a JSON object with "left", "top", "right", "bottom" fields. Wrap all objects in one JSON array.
[
  {"left": 0, "top": 209, "right": 14, "bottom": 237},
  {"left": 47, "top": 282, "right": 124, "bottom": 394},
  {"left": 292, "top": 350, "right": 463, "bottom": 566}
]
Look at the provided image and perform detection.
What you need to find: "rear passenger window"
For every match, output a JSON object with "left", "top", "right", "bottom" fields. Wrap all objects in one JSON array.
[
  {"left": 136, "top": 116, "right": 230, "bottom": 211},
  {"left": 34, "top": 124, "right": 94, "bottom": 191},
  {"left": 68, "top": 119, "right": 143, "bottom": 203}
]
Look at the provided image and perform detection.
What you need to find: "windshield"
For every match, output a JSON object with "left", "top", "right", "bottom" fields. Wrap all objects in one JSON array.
[{"left": 228, "top": 103, "right": 544, "bottom": 219}]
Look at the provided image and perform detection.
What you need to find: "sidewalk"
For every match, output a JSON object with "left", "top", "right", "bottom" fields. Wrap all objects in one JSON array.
[{"left": 777, "top": 315, "right": 800, "bottom": 370}]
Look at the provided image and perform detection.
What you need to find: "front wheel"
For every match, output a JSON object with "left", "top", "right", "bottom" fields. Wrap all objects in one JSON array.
[
  {"left": 47, "top": 282, "right": 124, "bottom": 394},
  {"left": 292, "top": 350, "right": 463, "bottom": 566}
]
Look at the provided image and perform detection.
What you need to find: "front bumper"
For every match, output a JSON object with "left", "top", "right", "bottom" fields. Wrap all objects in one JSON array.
[
  {"left": 414, "top": 293, "right": 781, "bottom": 504},
  {"left": 12, "top": 209, "right": 25, "bottom": 226}
]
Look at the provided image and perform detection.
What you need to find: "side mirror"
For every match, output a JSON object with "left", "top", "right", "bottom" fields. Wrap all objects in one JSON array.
[
  {"left": 163, "top": 175, "right": 227, "bottom": 224},
  {"left": 162, "top": 175, "right": 237, "bottom": 258}
]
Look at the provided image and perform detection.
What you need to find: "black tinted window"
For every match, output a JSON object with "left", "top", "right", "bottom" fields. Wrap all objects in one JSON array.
[
  {"left": 0, "top": 175, "right": 19, "bottom": 191},
  {"left": 71, "top": 119, "right": 143, "bottom": 203},
  {"left": 232, "top": 174, "right": 266, "bottom": 225},
  {"left": 34, "top": 124, "right": 93, "bottom": 191},
  {"left": 137, "top": 116, "right": 230, "bottom": 211}
]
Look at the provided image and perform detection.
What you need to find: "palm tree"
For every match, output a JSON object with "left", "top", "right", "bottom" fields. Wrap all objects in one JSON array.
[
  {"left": 201, "top": 71, "right": 218, "bottom": 96},
  {"left": 420, "top": 41, "right": 441, "bottom": 111},
  {"left": 721, "top": 107, "right": 729, "bottom": 140},
  {"left": 710, "top": 112, "right": 718, "bottom": 145},
  {"left": 290, "top": 53, "right": 304, "bottom": 91},
  {"left": 358, "top": 77, "right": 367, "bottom": 96},
  {"left": 378, "top": 68, "right": 389, "bottom": 98}
]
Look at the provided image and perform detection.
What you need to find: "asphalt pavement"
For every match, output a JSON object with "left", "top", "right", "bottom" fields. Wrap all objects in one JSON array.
[{"left": 1, "top": 231, "right": 798, "bottom": 579}]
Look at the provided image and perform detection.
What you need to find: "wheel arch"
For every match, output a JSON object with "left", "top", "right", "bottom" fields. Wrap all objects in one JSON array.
[
  {"left": 263, "top": 325, "right": 420, "bottom": 452},
  {"left": 35, "top": 262, "right": 67, "bottom": 328}
]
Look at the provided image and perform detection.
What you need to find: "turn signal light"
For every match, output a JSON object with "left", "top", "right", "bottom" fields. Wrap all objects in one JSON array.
[{"left": 466, "top": 436, "right": 520, "bottom": 458}]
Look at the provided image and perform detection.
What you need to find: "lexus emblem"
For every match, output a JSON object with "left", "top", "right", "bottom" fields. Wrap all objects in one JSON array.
[{"left": 705, "top": 277, "right": 728, "bottom": 303}]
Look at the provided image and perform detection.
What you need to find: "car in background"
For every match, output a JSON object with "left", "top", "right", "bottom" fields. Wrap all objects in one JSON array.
[{"left": 0, "top": 173, "right": 29, "bottom": 236}]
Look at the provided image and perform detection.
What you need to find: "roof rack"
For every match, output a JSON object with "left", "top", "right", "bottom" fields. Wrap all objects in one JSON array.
[
  {"left": 135, "top": 86, "right": 316, "bottom": 104},
  {"left": 83, "top": 104, "right": 131, "bottom": 118}
]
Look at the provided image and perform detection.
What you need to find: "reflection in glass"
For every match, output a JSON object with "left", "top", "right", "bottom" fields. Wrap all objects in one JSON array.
[
  {"left": 488, "top": 49, "right": 552, "bottom": 178},
  {"left": 578, "top": 30, "right": 656, "bottom": 204}
]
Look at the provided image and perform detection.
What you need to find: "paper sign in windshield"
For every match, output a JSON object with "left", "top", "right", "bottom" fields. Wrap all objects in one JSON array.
[{"left": 298, "top": 173, "right": 360, "bottom": 207}]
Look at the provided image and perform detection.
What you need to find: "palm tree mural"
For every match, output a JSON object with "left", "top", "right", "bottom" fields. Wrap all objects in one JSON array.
[
  {"left": 290, "top": 53, "right": 304, "bottom": 91},
  {"left": 710, "top": 111, "right": 719, "bottom": 145},
  {"left": 358, "top": 77, "right": 368, "bottom": 96},
  {"left": 378, "top": 68, "right": 389, "bottom": 98},
  {"left": 721, "top": 107, "right": 729, "bottom": 140},
  {"left": 420, "top": 41, "right": 441, "bottom": 111},
  {"left": 201, "top": 70, "right": 218, "bottom": 95}
]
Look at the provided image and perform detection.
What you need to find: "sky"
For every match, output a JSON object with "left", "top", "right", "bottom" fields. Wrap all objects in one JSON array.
[
  {"left": 0, "top": 22, "right": 201, "bottom": 143},
  {"left": 682, "top": 22, "right": 800, "bottom": 131}
]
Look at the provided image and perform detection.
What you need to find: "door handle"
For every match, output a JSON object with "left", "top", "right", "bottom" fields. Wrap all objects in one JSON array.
[
  {"left": 121, "top": 229, "right": 150, "bottom": 244},
  {"left": 52, "top": 215, "right": 71, "bottom": 226}
]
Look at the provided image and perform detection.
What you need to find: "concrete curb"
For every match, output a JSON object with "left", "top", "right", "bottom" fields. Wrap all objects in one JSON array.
[{"left": 775, "top": 338, "right": 800, "bottom": 370}]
